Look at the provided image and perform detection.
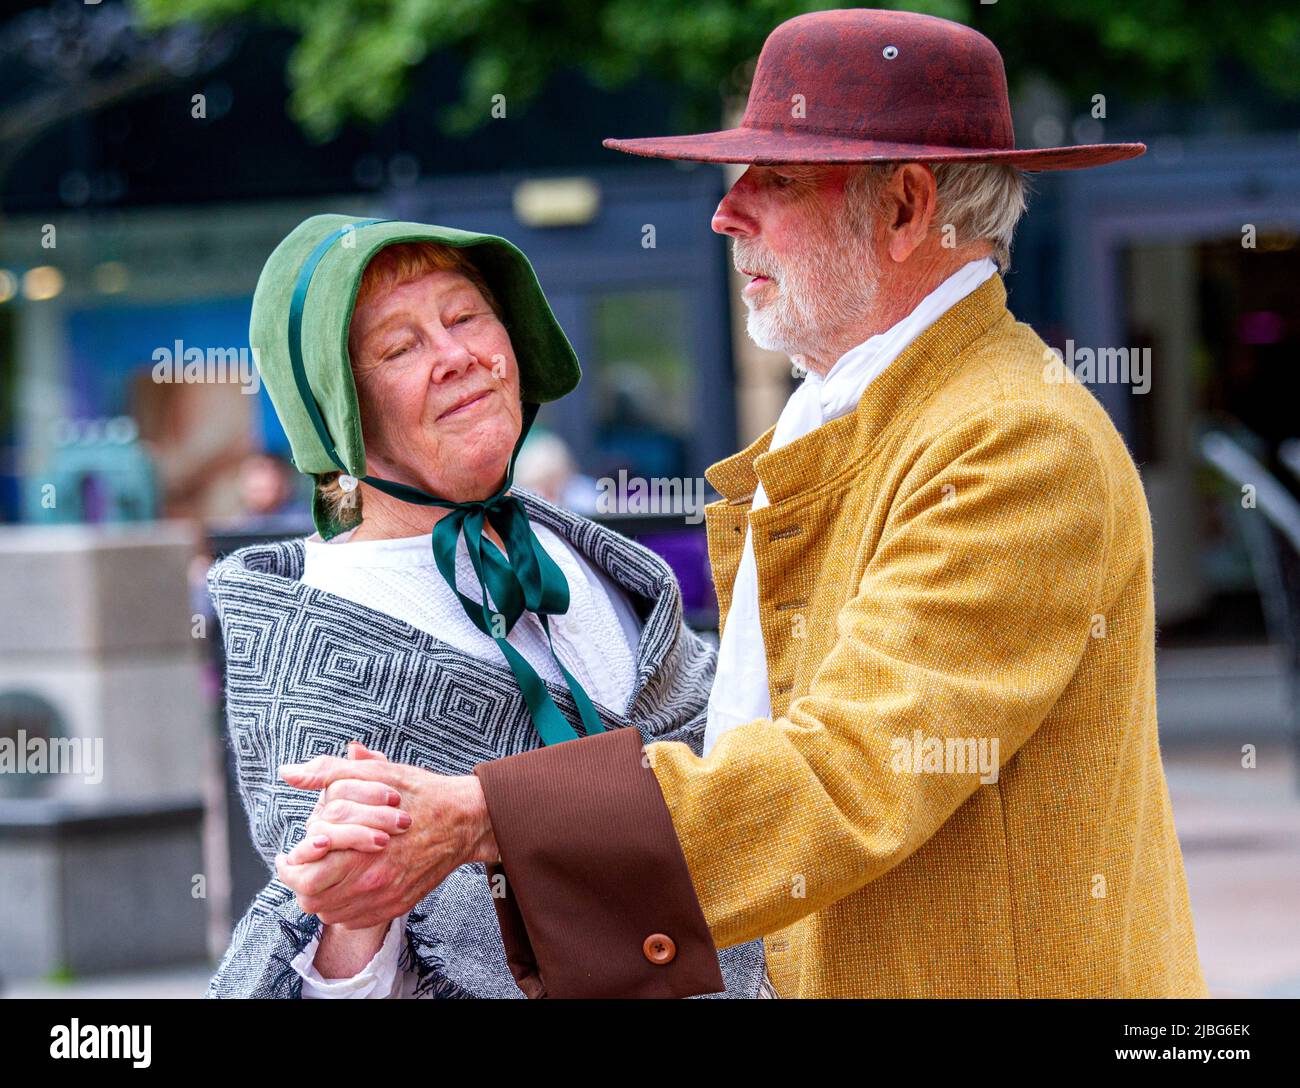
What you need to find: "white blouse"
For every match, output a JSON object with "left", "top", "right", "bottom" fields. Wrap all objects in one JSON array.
[{"left": 291, "top": 516, "right": 643, "bottom": 998}]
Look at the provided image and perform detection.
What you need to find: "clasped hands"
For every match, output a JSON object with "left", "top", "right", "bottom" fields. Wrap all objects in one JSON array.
[{"left": 275, "top": 742, "right": 499, "bottom": 929}]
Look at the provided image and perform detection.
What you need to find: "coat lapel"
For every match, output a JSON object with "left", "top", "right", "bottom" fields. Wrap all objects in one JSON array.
[{"left": 702, "top": 274, "right": 1012, "bottom": 635}]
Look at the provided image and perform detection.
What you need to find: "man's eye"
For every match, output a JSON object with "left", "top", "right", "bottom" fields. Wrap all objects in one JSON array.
[{"left": 772, "top": 173, "right": 795, "bottom": 188}]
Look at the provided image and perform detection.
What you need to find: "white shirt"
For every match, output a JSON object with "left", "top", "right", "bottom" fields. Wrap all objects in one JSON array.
[
  {"left": 703, "top": 258, "right": 998, "bottom": 755},
  {"left": 292, "top": 515, "right": 643, "bottom": 998}
]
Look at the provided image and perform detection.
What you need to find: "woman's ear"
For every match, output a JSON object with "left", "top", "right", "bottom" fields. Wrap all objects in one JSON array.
[{"left": 316, "top": 471, "right": 363, "bottom": 535}]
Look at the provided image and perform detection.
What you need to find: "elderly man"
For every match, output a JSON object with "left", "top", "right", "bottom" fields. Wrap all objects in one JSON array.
[{"left": 277, "top": 9, "right": 1207, "bottom": 998}]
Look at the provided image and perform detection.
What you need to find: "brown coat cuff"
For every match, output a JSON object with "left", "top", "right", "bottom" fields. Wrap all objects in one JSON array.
[{"left": 474, "top": 726, "right": 724, "bottom": 998}]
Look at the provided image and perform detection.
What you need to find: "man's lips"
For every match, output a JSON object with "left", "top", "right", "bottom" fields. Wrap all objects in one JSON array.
[
  {"left": 437, "top": 388, "right": 493, "bottom": 420},
  {"left": 739, "top": 267, "right": 775, "bottom": 297}
]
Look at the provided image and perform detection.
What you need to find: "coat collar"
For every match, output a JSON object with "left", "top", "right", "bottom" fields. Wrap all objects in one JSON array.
[{"left": 706, "top": 274, "right": 1010, "bottom": 505}]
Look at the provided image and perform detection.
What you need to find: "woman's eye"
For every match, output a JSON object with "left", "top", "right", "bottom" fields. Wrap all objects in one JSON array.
[
  {"left": 451, "top": 312, "right": 479, "bottom": 326},
  {"left": 382, "top": 343, "right": 412, "bottom": 361}
]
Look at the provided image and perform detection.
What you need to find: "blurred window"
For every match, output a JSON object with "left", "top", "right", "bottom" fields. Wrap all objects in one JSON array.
[
  {"left": 589, "top": 289, "right": 692, "bottom": 481},
  {"left": 0, "top": 692, "right": 64, "bottom": 799}
]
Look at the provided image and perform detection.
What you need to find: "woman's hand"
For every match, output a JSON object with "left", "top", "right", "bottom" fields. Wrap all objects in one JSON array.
[
  {"left": 275, "top": 755, "right": 497, "bottom": 929},
  {"left": 284, "top": 742, "right": 411, "bottom": 864},
  {"left": 311, "top": 914, "right": 395, "bottom": 981}
]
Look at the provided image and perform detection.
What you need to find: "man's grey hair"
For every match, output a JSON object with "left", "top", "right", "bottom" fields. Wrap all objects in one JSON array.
[{"left": 845, "top": 161, "right": 1029, "bottom": 273}]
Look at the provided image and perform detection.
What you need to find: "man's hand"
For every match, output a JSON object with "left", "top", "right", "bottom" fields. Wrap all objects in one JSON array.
[
  {"left": 292, "top": 742, "right": 412, "bottom": 859},
  {"left": 274, "top": 752, "right": 498, "bottom": 929}
]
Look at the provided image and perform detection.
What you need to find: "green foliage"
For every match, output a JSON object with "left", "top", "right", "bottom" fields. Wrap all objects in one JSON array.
[{"left": 132, "top": 0, "right": 1300, "bottom": 141}]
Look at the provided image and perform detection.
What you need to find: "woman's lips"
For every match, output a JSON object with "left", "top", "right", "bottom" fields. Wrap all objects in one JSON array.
[{"left": 438, "top": 389, "right": 493, "bottom": 420}]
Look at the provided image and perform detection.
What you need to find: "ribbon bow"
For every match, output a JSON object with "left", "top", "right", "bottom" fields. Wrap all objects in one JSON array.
[{"left": 287, "top": 219, "right": 605, "bottom": 746}]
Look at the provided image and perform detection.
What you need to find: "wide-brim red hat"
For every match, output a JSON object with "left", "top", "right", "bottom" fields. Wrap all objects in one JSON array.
[{"left": 603, "top": 9, "right": 1144, "bottom": 171}]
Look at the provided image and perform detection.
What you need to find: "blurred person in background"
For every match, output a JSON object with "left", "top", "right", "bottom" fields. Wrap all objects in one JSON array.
[
  {"left": 131, "top": 370, "right": 255, "bottom": 521},
  {"left": 236, "top": 452, "right": 302, "bottom": 518},
  {"left": 512, "top": 428, "right": 598, "bottom": 513}
]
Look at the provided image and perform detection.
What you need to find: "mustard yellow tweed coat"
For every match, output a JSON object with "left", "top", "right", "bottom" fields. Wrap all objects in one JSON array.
[{"left": 647, "top": 275, "right": 1207, "bottom": 998}]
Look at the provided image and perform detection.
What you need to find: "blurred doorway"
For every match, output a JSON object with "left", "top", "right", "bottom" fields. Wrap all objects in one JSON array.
[
  {"left": 1061, "top": 137, "right": 1300, "bottom": 637},
  {"left": 391, "top": 166, "right": 735, "bottom": 485}
]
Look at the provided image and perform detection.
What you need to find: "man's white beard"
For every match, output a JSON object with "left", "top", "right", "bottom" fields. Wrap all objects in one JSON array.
[{"left": 737, "top": 223, "right": 880, "bottom": 366}]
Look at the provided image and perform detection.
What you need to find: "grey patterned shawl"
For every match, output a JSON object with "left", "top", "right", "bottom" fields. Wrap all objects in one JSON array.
[{"left": 205, "top": 489, "right": 765, "bottom": 998}]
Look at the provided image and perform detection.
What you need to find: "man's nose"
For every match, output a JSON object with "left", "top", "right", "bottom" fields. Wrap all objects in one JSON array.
[{"left": 711, "top": 169, "right": 759, "bottom": 237}]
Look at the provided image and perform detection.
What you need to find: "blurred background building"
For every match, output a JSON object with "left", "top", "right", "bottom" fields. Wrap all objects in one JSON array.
[{"left": 0, "top": 0, "right": 1298, "bottom": 997}]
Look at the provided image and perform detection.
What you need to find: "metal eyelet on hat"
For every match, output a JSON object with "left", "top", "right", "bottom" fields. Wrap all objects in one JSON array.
[{"left": 882, "top": 45, "right": 899, "bottom": 59}]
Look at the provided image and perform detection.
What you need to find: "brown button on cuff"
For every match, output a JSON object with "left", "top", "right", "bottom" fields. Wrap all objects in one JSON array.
[{"left": 642, "top": 933, "right": 676, "bottom": 965}]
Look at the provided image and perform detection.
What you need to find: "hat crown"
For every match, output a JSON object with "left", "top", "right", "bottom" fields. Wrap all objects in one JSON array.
[{"left": 741, "top": 9, "right": 1014, "bottom": 152}]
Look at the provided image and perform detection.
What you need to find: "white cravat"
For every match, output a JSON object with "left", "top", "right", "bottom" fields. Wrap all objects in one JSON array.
[{"left": 703, "top": 258, "right": 997, "bottom": 755}]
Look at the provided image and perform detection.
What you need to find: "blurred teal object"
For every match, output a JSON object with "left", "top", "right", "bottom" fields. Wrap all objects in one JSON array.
[{"left": 25, "top": 417, "right": 158, "bottom": 524}]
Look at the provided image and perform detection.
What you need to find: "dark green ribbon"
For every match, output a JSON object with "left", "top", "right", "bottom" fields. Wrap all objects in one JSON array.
[{"left": 287, "top": 219, "right": 604, "bottom": 747}]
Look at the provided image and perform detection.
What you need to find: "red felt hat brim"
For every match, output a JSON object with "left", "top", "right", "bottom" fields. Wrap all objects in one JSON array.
[{"left": 603, "top": 127, "right": 1145, "bottom": 171}]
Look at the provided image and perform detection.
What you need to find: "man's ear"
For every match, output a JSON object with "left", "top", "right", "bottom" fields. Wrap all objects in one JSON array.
[{"left": 883, "top": 162, "right": 938, "bottom": 265}]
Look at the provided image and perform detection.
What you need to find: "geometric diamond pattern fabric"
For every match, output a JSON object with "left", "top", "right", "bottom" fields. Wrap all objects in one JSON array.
[{"left": 205, "top": 489, "right": 765, "bottom": 998}]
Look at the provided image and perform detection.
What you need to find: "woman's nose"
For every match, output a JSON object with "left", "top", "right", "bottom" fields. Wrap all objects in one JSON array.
[{"left": 427, "top": 325, "right": 477, "bottom": 383}]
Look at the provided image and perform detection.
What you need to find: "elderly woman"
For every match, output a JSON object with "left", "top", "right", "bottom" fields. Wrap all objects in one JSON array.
[{"left": 206, "top": 214, "right": 764, "bottom": 998}]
